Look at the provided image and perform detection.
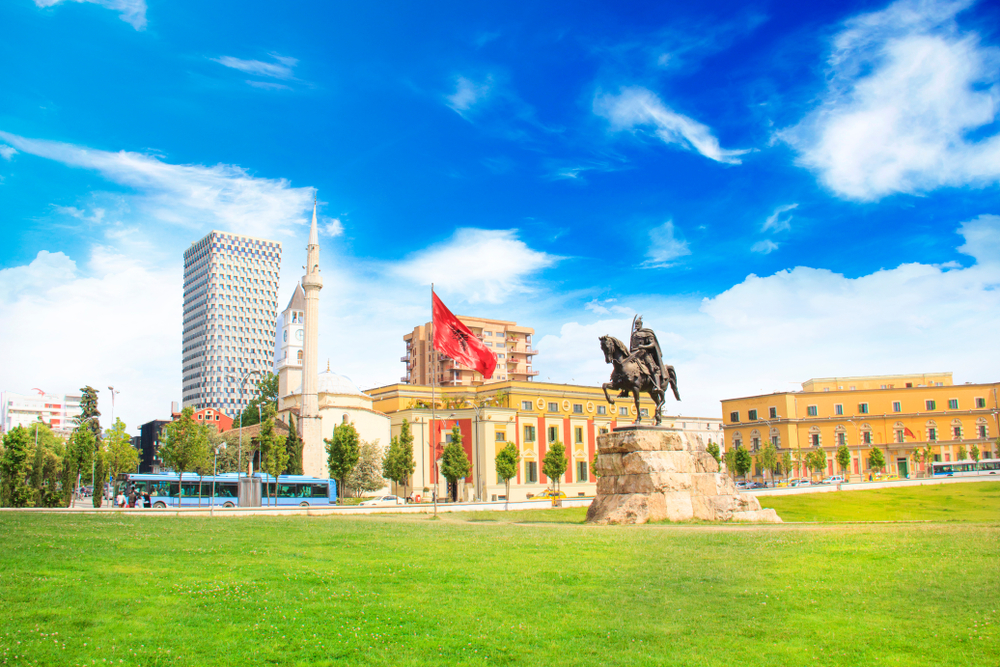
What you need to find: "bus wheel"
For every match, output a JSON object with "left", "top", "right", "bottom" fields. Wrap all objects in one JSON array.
[
  {"left": 223, "top": 502, "right": 235, "bottom": 509},
  {"left": 299, "top": 502, "right": 309, "bottom": 508},
  {"left": 153, "top": 501, "right": 167, "bottom": 509}
]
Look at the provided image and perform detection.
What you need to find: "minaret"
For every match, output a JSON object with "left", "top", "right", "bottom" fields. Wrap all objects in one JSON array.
[{"left": 301, "top": 196, "right": 324, "bottom": 477}]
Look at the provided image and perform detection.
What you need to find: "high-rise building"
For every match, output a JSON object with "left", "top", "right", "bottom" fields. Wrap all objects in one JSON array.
[
  {"left": 182, "top": 231, "right": 282, "bottom": 417},
  {"left": 402, "top": 316, "right": 538, "bottom": 386},
  {"left": 1, "top": 390, "right": 82, "bottom": 436}
]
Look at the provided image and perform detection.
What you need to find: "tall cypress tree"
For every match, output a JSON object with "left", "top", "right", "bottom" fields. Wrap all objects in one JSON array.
[
  {"left": 76, "top": 386, "right": 104, "bottom": 506},
  {"left": 284, "top": 414, "right": 304, "bottom": 475}
]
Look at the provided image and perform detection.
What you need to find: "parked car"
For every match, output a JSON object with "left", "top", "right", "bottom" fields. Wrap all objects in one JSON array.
[
  {"left": 789, "top": 479, "right": 811, "bottom": 487},
  {"left": 532, "top": 490, "right": 566, "bottom": 501},
  {"left": 820, "top": 476, "right": 846, "bottom": 485},
  {"left": 358, "top": 495, "right": 406, "bottom": 507}
]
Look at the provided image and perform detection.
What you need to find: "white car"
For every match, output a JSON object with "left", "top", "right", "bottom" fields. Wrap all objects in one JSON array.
[
  {"left": 820, "top": 475, "right": 846, "bottom": 485},
  {"left": 359, "top": 495, "right": 406, "bottom": 507}
]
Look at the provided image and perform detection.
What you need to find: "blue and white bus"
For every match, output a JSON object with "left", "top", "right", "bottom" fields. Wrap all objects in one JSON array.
[
  {"left": 931, "top": 459, "right": 1000, "bottom": 477},
  {"left": 116, "top": 473, "right": 337, "bottom": 508}
]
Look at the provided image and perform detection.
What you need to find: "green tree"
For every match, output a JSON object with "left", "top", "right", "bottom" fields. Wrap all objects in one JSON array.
[
  {"left": 104, "top": 418, "right": 138, "bottom": 493},
  {"left": 808, "top": 448, "right": 828, "bottom": 479},
  {"left": 723, "top": 448, "right": 737, "bottom": 479},
  {"left": 382, "top": 420, "right": 416, "bottom": 496},
  {"left": 970, "top": 443, "right": 981, "bottom": 464},
  {"left": 0, "top": 426, "right": 34, "bottom": 507},
  {"left": 259, "top": 416, "right": 289, "bottom": 507},
  {"left": 238, "top": 372, "right": 279, "bottom": 428},
  {"left": 27, "top": 423, "right": 65, "bottom": 508},
  {"left": 758, "top": 441, "right": 778, "bottom": 486},
  {"left": 495, "top": 442, "right": 520, "bottom": 508},
  {"left": 348, "top": 439, "right": 385, "bottom": 497},
  {"left": 781, "top": 451, "right": 793, "bottom": 482},
  {"left": 159, "top": 407, "right": 211, "bottom": 507},
  {"left": 918, "top": 444, "right": 935, "bottom": 478},
  {"left": 706, "top": 441, "right": 721, "bottom": 466},
  {"left": 836, "top": 443, "right": 851, "bottom": 477},
  {"left": 75, "top": 385, "right": 103, "bottom": 506},
  {"left": 63, "top": 427, "right": 95, "bottom": 507},
  {"left": 868, "top": 447, "right": 886, "bottom": 473},
  {"left": 956, "top": 444, "right": 968, "bottom": 461},
  {"left": 284, "top": 414, "right": 304, "bottom": 475},
  {"left": 440, "top": 425, "right": 471, "bottom": 502},
  {"left": 590, "top": 451, "right": 601, "bottom": 479},
  {"left": 733, "top": 445, "right": 752, "bottom": 480},
  {"left": 326, "top": 421, "right": 360, "bottom": 503},
  {"left": 542, "top": 441, "right": 568, "bottom": 493}
]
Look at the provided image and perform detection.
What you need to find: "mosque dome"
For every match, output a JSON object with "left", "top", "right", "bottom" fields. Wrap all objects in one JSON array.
[{"left": 317, "top": 369, "right": 365, "bottom": 396}]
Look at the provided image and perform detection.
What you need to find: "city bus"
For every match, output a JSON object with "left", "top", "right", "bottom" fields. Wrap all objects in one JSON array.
[
  {"left": 115, "top": 473, "right": 337, "bottom": 508},
  {"left": 931, "top": 459, "right": 1000, "bottom": 477}
]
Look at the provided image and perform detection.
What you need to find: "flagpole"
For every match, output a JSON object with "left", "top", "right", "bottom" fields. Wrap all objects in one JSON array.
[{"left": 431, "top": 282, "right": 438, "bottom": 518}]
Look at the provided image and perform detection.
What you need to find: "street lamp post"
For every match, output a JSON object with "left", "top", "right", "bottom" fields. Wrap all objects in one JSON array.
[
  {"left": 210, "top": 442, "right": 227, "bottom": 518},
  {"left": 226, "top": 370, "right": 262, "bottom": 479},
  {"left": 107, "top": 386, "right": 120, "bottom": 425}
]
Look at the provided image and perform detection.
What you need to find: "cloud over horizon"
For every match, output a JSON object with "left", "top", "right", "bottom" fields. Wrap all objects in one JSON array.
[{"left": 34, "top": 0, "right": 147, "bottom": 30}]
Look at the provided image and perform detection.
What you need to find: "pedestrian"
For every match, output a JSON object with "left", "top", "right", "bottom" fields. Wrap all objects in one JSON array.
[
  {"left": 143, "top": 490, "right": 151, "bottom": 508},
  {"left": 128, "top": 488, "right": 137, "bottom": 508}
]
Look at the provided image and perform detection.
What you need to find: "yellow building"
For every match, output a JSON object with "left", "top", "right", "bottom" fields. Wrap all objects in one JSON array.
[
  {"left": 368, "top": 381, "right": 724, "bottom": 502},
  {"left": 721, "top": 373, "right": 1000, "bottom": 481},
  {"left": 401, "top": 316, "right": 537, "bottom": 386}
]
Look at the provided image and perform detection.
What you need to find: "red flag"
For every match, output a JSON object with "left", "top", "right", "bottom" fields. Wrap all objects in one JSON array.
[
  {"left": 903, "top": 427, "right": 916, "bottom": 439},
  {"left": 432, "top": 292, "right": 497, "bottom": 380}
]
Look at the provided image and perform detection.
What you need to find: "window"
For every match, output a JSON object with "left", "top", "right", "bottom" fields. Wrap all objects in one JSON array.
[
  {"left": 976, "top": 398, "right": 986, "bottom": 408},
  {"left": 548, "top": 402, "right": 558, "bottom": 412},
  {"left": 495, "top": 431, "right": 506, "bottom": 442},
  {"left": 640, "top": 408, "right": 649, "bottom": 417},
  {"left": 926, "top": 400, "right": 936, "bottom": 410},
  {"left": 769, "top": 407, "right": 777, "bottom": 419},
  {"left": 522, "top": 400, "right": 533, "bottom": 410},
  {"left": 953, "top": 426, "right": 962, "bottom": 440},
  {"left": 892, "top": 401, "right": 902, "bottom": 412},
  {"left": 979, "top": 425, "right": 988, "bottom": 438},
  {"left": 858, "top": 403, "right": 869, "bottom": 414},
  {"left": 577, "top": 461, "right": 588, "bottom": 482},
  {"left": 772, "top": 434, "right": 781, "bottom": 448},
  {"left": 948, "top": 399, "right": 958, "bottom": 410},
  {"left": 751, "top": 437, "right": 760, "bottom": 451},
  {"left": 573, "top": 403, "right": 583, "bottom": 414},
  {"left": 523, "top": 425, "right": 536, "bottom": 442},
  {"left": 574, "top": 427, "right": 583, "bottom": 444},
  {"left": 838, "top": 432, "right": 846, "bottom": 446},
  {"left": 547, "top": 426, "right": 558, "bottom": 443},
  {"left": 895, "top": 429, "right": 904, "bottom": 443},
  {"left": 811, "top": 433, "right": 820, "bottom": 447},
  {"left": 597, "top": 405, "right": 607, "bottom": 415},
  {"left": 525, "top": 461, "right": 538, "bottom": 483},
  {"left": 928, "top": 427, "right": 937, "bottom": 441},
  {"left": 445, "top": 433, "right": 453, "bottom": 443},
  {"left": 748, "top": 409, "right": 758, "bottom": 421},
  {"left": 730, "top": 411, "right": 740, "bottom": 423},
  {"left": 619, "top": 407, "right": 628, "bottom": 417},
  {"left": 835, "top": 404, "right": 843, "bottom": 416},
  {"left": 484, "top": 331, "right": 492, "bottom": 336},
  {"left": 807, "top": 406, "right": 818, "bottom": 417},
  {"left": 863, "top": 431, "right": 872, "bottom": 444},
  {"left": 599, "top": 427, "right": 609, "bottom": 435}
]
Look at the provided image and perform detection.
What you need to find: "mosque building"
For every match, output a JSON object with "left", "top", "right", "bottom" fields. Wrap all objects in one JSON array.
[{"left": 274, "top": 200, "right": 390, "bottom": 478}]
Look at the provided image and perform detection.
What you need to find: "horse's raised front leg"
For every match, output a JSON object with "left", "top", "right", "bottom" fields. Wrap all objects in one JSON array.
[{"left": 602, "top": 382, "right": 616, "bottom": 405}]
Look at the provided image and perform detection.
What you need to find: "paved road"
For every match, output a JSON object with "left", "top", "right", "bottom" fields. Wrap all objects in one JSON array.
[{"left": 746, "top": 473, "right": 999, "bottom": 497}]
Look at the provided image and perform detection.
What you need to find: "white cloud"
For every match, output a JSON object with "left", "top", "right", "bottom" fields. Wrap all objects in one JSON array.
[
  {"left": 642, "top": 220, "right": 691, "bottom": 268},
  {"left": 0, "top": 145, "right": 16, "bottom": 160},
  {"left": 393, "top": 228, "right": 559, "bottom": 304},
  {"left": 322, "top": 218, "right": 344, "bottom": 237},
  {"left": 0, "top": 247, "right": 180, "bottom": 432},
  {"left": 34, "top": 0, "right": 147, "bottom": 30},
  {"left": 212, "top": 54, "right": 298, "bottom": 80},
  {"left": 762, "top": 203, "right": 797, "bottom": 233},
  {"left": 0, "top": 131, "right": 314, "bottom": 240},
  {"left": 446, "top": 75, "right": 493, "bottom": 117},
  {"left": 782, "top": 0, "right": 1000, "bottom": 200},
  {"left": 594, "top": 86, "right": 750, "bottom": 164},
  {"left": 751, "top": 239, "right": 780, "bottom": 254},
  {"left": 537, "top": 214, "right": 1000, "bottom": 420}
]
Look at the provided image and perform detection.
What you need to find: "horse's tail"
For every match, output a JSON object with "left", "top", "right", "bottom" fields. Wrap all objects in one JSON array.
[{"left": 668, "top": 365, "right": 680, "bottom": 401}]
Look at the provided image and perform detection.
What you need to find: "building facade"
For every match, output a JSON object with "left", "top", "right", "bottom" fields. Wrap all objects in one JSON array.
[
  {"left": 721, "top": 373, "right": 1000, "bottom": 480},
  {"left": 1, "top": 390, "right": 82, "bottom": 436},
  {"left": 402, "top": 317, "right": 538, "bottom": 386},
  {"left": 368, "top": 381, "right": 723, "bottom": 502},
  {"left": 182, "top": 231, "right": 282, "bottom": 418}
]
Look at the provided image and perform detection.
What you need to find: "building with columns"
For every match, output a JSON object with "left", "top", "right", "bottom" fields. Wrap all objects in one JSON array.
[
  {"left": 721, "top": 372, "right": 1000, "bottom": 481},
  {"left": 275, "top": 201, "right": 389, "bottom": 478},
  {"left": 367, "top": 380, "right": 723, "bottom": 502}
]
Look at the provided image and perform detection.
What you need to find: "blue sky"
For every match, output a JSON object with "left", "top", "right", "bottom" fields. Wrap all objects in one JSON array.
[{"left": 1, "top": 0, "right": 999, "bottom": 431}]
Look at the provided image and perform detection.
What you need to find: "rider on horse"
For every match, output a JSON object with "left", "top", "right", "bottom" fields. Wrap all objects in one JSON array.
[{"left": 628, "top": 315, "right": 667, "bottom": 394}]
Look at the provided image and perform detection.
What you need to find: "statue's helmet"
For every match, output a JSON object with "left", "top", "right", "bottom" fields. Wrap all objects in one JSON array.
[{"left": 633, "top": 315, "right": 643, "bottom": 331}]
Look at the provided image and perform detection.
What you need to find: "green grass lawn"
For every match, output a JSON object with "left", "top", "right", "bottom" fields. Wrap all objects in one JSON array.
[
  {"left": 758, "top": 481, "right": 1000, "bottom": 522},
  {"left": 1, "top": 484, "right": 997, "bottom": 667}
]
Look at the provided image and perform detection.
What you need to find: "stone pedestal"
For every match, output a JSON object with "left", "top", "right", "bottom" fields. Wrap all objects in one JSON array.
[{"left": 586, "top": 427, "right": 781, "bottom": 525}]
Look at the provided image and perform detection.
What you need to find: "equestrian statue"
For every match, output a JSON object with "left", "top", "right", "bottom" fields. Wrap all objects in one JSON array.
[{"left": 599, "top": 315, "right": 680, "bottom": 426}]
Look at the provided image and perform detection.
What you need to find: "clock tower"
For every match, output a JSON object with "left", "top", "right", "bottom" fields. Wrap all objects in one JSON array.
[{"left": 276, "top": 282, "right": 306, "bottom": 404}]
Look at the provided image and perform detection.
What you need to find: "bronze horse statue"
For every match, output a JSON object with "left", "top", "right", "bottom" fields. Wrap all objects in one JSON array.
[{"left": 599, "top": 335, "right": 679, "bottom": 426}]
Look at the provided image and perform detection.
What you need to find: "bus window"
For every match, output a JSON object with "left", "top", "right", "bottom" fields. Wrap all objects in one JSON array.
[
  {"left": 278, "top": 484, "right": 298, "bottom": 498},
  {"left": 217, "top": 483, "right": 238, "bottom": 498}
]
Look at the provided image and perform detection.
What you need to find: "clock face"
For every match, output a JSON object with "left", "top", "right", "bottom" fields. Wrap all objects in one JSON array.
[{"left": 295, "top": 329, "right": 304, "bottom": 341}]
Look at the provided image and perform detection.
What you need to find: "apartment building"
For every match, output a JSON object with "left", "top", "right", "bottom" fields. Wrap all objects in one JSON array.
[
  {"left": 0, "top": 390, "right": 82, "bottom": 436},
  {"left": 401, "top": 316, "right": 538, "bottom": 386},
  {"left": 182, "top": 231, "right": 281, "bottom": 417}
]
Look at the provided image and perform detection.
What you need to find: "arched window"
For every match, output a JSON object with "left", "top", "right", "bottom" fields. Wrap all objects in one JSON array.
[
  {"left": 834, "top": 425, "right": 847, "bottom": 447},
  {"left": 926, "top": 419, "right": 937, "bottom": 442},
  {"left": 861, "top": 423, "right": 873, "bottom": 444},
  {"left": 951, "top": 419, "right": 963, "bottom": 440},
  {"left": 297, "top": 350, "right": 303, "bottom": 362},
  {"left": 769, "top": 427, "right": 780, "bottom": 448},
  {"left": 893, "top": 421, "right": 905, "bottom": 444},
  {"left": 749, "top": 429, "right": 761, "bottom": 451},
  {"left": 976, "top": 417, "right": 988, "bottom": 440},
  {"left": 732, "top": 431, "right": 742, "bottom": 450},
  {"left": 809, "top": 426, "right": 821, "bottom": 448}
]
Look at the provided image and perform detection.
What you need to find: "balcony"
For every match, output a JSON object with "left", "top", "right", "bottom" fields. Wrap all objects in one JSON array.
[
  {"left": 525, "top": 370, "right": 539, "bottom": 376},
  {"left": 400, "top": 355, "right": 409, "bottom": 362},
  {"left": 400, "top": 376, "right": 409, "bottom": 383}
]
